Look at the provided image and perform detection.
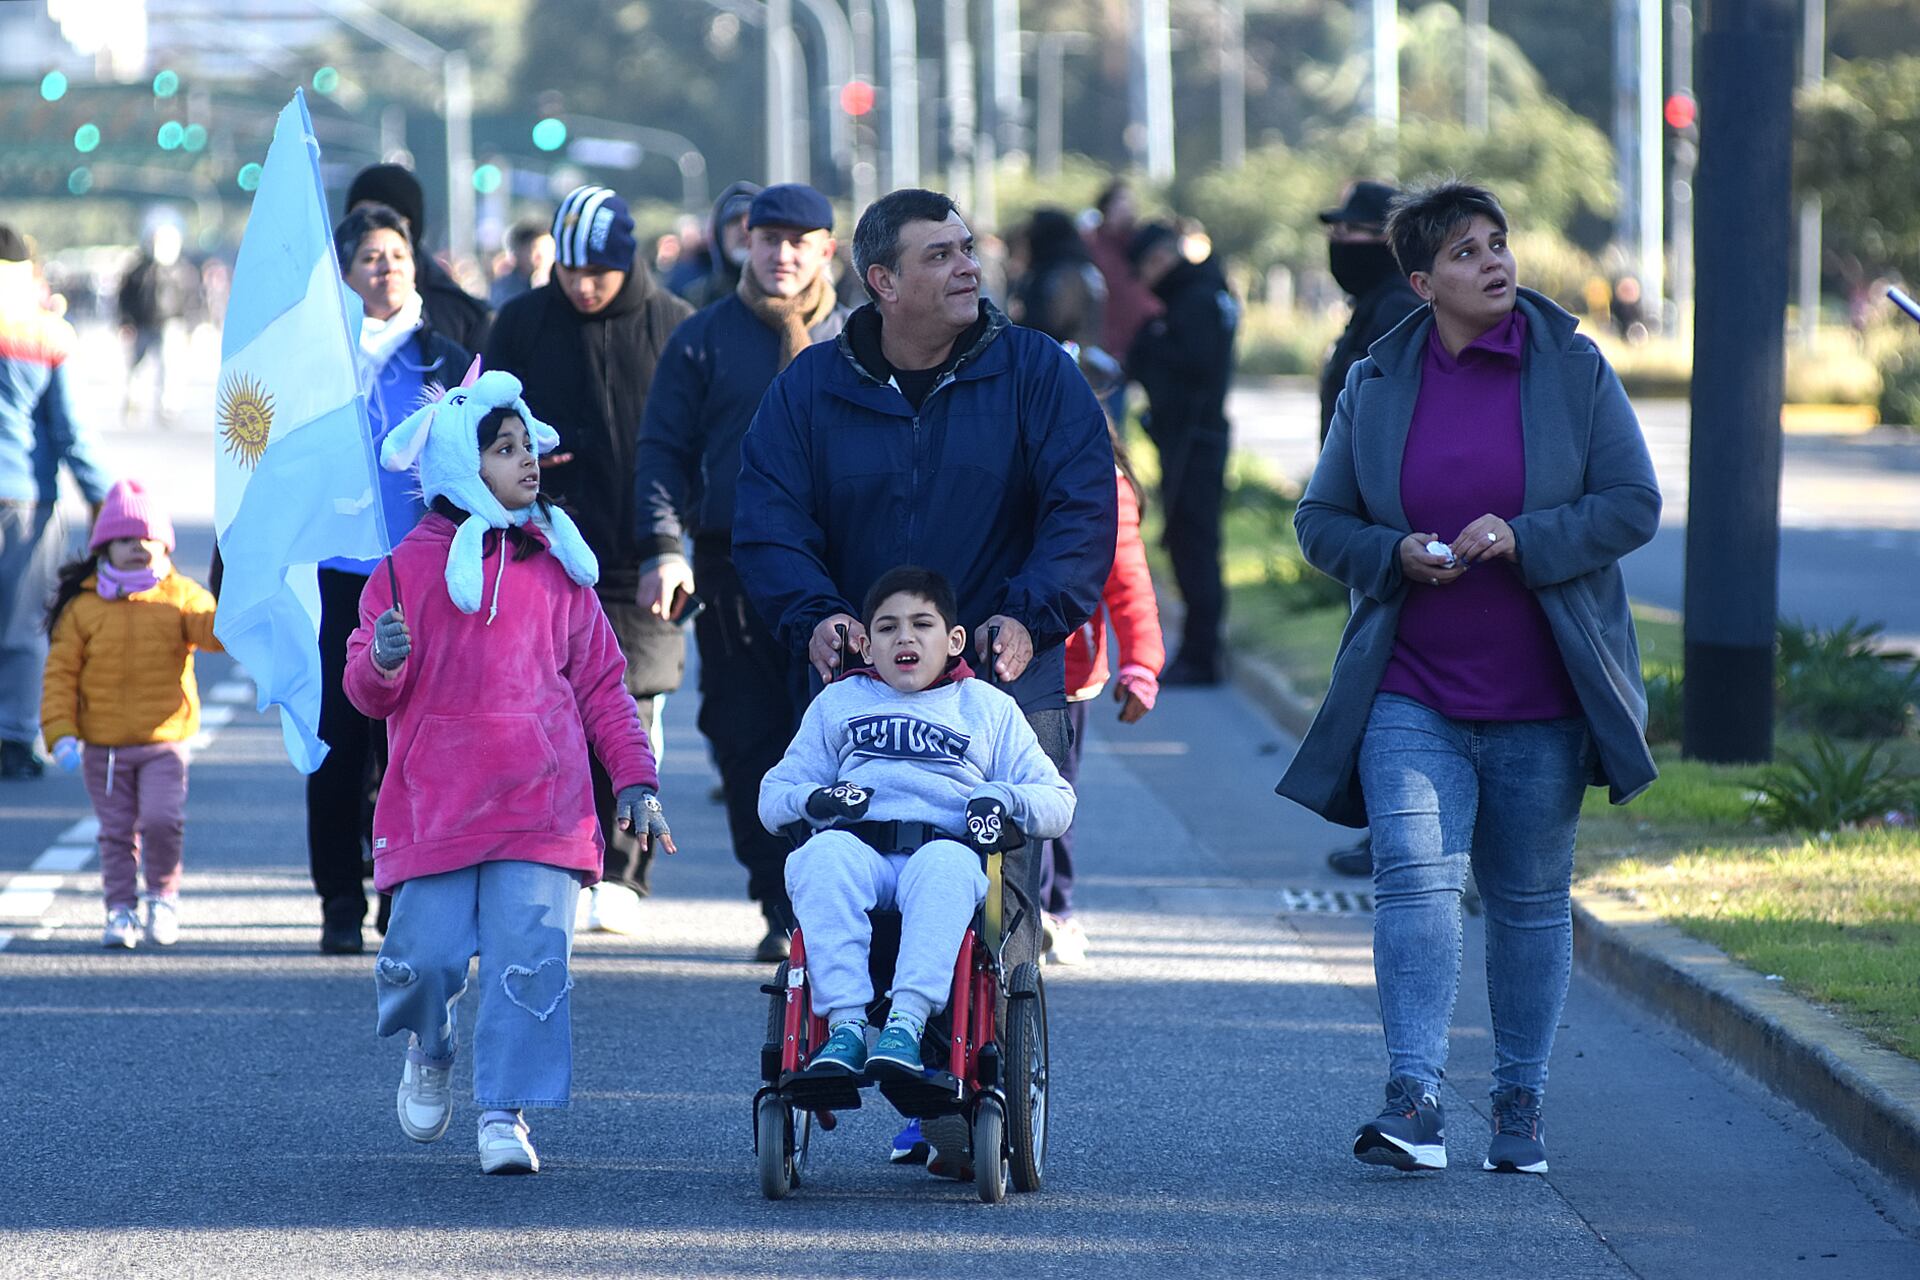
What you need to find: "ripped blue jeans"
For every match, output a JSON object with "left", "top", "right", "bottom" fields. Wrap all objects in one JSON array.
[{"left": 374, "top": 861, "right": 584, "bottom": 1109}]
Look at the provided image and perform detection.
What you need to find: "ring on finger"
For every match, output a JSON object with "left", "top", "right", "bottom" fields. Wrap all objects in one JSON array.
[{"left": 1487, "top": 531, "right": 1498, "bottom": 542}]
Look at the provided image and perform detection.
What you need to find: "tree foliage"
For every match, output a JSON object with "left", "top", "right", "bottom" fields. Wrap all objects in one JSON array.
[{"left": 1797, "top": 55, "right": 1920, "bottom": 280}]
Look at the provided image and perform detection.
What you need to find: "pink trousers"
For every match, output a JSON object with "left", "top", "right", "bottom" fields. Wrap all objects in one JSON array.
[{"left": 83, "top": 742, "right": 189, "bottom": 911}]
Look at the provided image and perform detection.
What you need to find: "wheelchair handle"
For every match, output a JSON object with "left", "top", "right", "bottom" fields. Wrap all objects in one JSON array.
[
  {"left": 983, "top": 623, "right": 1001, "bottom": 686},
  {"left": 833, "top": 622, "right": 848, "bottom": 678}
]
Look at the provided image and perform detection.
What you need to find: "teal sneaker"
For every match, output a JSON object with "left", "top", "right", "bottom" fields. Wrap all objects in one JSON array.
[
  {"left": 809, "top": 1022, "right": 867, "bottom": 1074},
  {"left": 868, "top": 1021, "right": 925, "bottom": 1077}
]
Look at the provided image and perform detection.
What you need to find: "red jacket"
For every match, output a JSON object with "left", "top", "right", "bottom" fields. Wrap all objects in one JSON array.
[
  {"left": 344, "top": 514, "right": 658, "bottom": 892},
  {"left": 1065, "top": 471, "right": 1165, "bottom": 704}
]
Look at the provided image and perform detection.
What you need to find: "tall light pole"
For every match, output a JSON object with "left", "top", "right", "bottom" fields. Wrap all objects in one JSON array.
[
  {"left": 1798, "top": 0, "right": 1825, "bottom": 349},
  {"left": 945, "top": 0, "right": 976, "bottom": 212},
  {"left": 310, "top": 0, "right": 475, "bottom": 267},
  {"left": 1670, "top": 0, "right": 1696, "bottom": 343},
  {"left": 880, "top": 0, "right": 920, "bottom": 189},
  {"left": 1220, "top": 0, "right": 1246, "bottom": 167},
  {"left": 1612, "top": 0, "right": 1665, "bottom": 323},
  {"left": 766, "top": 0, "right": 794, "bottom": 181},
  {"left": 1368, "top": 0, "right": 1400, "bottom": 135},
  {"left": 1465, "top": 0, "right": 1489, "bottom": 132},
  {"left": 1141, "top": 0, "right": 1175, "bottom": 180}
]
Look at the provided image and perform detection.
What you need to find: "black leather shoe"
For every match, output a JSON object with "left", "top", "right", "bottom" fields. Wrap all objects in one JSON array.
[
  {"left": 0, "top": 739, "right": 45, "bottom": 779},
  {"left": 1326, "top": 836, "right": 1373, "bottom": 878},
  {"left": 754, "top": 927, "right": 791, "bottom": 964},
  {"left": 319, "top": 919, "right": 364, "bottom": 955},
  {"left": 1159, "top": 654, "right": 1224, "bottom": 687}
]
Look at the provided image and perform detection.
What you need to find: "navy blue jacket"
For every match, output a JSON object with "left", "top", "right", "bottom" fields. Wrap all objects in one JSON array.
[
  {"left": 634, "top": 292, "right": 847, "bottom": 556},
  {"left": 733, "top": 301, "right": 1117, "bottom": 711}
]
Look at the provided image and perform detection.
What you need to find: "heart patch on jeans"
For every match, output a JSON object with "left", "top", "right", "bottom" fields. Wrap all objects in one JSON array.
[{"left": 499, "top": 957, "right": 573, "bottom": 1021}]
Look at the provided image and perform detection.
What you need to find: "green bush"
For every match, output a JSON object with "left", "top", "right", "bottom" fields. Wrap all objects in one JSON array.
[
  {"left": 1236, "top": 304, "right": 1343, "bottom": 377},
  {"left": 1644, "top": 671, "right": 1684, "bottom": 746},
  {"left": 1751, "top": 736, "right": 1919, "bottom": 832},
  {"left": 1877, "top": 337, "right": 1920, "bottom": 426},
  {"left": 1776, "top": 617, "right": 1920, "bottom": 739}
]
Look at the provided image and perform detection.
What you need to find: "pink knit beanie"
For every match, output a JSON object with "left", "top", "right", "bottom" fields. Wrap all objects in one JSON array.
[{"left": 89, "top": 480, "right": 175, "bottom": 552}]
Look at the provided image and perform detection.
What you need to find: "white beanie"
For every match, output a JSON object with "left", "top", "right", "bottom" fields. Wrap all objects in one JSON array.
[{"left": 379, "top": 360, "right": 598, "bottom": 616}]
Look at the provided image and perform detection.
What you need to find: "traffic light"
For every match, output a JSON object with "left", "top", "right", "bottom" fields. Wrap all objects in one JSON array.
[
  {"left": 472, "top": 163, "right": 503, "bottom": 194},
  {"left": 157, "top": 120, "right": 185, "bottom": 150},
  {"left": 532, "top": 117, "right": 567, "bottom": 152},
  {"left": 1664, "top": 91, "right": 1697, "bottom": 133},
  {"left": 153, "top": 69, "right": 180, "bottom": 98},
  {"left": 237, "top": 162, "right": 263, "bottom": 192},
  {"left": 40, "top": 71, "right": 68, "bottom": 102},
  {"left": 73, "top": 123, "right": 100, "bottom": 154},
  {"left": 313, "top": 66, "right": 340, "bottom": 95},
  {"left": 67, "top": 167, "right": 92, "bottom": 196},
  {"left": 840, "top": 80, "right": 876, "bottom": 117}
]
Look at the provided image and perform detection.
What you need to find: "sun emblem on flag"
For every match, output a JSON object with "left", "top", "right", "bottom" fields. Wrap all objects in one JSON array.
[{"left": 218, "top": 372, "right": 275, "bottom": 469}]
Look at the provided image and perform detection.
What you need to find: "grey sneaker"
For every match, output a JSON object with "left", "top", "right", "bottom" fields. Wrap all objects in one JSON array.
[
  {"left": 478, "top": 1114, "right": 539, "bottom": 1174},
  {"left": 396, "top": 1037, "right": 453, "bottom": 1143},
  {"left": 1354, "top": 1076, "right": 1447, "bottom": 1171},
  {"left": 102, "top": 907, "right": 140, "bottom": 949},
  {"left": 1483, "top": 1086, "right": 1548, "bottom": 1173},
  {"left": 142, "top": 895, "right": 180, "bottom": 947}
]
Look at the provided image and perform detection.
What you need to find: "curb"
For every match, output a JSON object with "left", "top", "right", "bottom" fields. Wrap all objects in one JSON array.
[{"left": 1233, "top": 646, "right": 1920, "bottom": 1194}]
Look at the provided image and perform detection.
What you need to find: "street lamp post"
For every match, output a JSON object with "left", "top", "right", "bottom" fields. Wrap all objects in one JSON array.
[{"left": 880, "top": 0, "right": 920, "bottom": 189}]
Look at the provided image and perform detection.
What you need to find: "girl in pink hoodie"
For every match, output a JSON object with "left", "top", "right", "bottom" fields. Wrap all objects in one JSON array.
[{"left": 344, "top": 367, "right": 673, "bottom": 1175}]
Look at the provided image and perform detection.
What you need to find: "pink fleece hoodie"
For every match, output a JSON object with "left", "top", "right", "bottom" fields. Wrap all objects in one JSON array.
[{"left": 344, "top": 513, "right": 658, "bottom": 892}]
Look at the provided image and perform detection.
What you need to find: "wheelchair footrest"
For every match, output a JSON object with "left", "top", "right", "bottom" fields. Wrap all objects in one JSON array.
[
  {"left": 779, "top": 1067, "right": 865, "bottom": 1114},
  {"left": 877, "top": 1071, "right": 966, "bottom": 1120}
]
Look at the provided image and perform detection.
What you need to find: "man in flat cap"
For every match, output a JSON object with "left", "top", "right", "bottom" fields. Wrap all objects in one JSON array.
[{"left": 633, "top": 183, "right": 849, "bottom": 961}]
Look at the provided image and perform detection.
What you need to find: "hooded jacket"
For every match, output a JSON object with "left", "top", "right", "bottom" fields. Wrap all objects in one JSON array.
[
  {"left": 732, "top": 299, "right": 1117, "bottom": 713},
  {"left": 1125, "top": 256, "right": 1239, "bottom": 446},
  {"left": 634, "top": 290, "right": 848, "bottom": 556},
  {"left": 677, "top": 180, "right": 761, "bottom": 309},
  {"left": 41, "top": 570, "right": 221, "bottom": 747},
  {"left": 758, "top": 665, "right": 1075, "bottom": 843},
  {"left": 483, "top": 256, "right": 693, "bottom": 603},
  {"left": 343, "top": 513, "right": 657, "bottom": 892},
  {"left": 1276, "top": 288, "right": 1661, "bottom": 827}
]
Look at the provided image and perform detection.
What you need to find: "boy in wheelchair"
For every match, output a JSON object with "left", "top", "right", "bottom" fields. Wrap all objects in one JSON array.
[{"left": 758, "top": 565, "right": 1075, "bottom": 1080}]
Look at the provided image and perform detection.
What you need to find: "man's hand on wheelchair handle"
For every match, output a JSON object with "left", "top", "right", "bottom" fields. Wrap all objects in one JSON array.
[
  {"left": 974, "top": 615, "right": 1033, "bottom": 682},
  {"left": 806, "top": 781, "right": 874, "bottom": 823},
  {"left": 809, "top": 613, "right": 866, "bottom": 682}
]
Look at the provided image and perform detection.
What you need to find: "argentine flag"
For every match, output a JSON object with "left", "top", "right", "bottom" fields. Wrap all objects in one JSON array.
[{"left": 214, "top": 91, "right": 388, "bottom": 773}]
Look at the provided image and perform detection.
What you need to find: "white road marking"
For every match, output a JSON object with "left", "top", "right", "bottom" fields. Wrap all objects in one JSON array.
[{"left": 1, "top": 697, "right": 245, "bottom": 952}]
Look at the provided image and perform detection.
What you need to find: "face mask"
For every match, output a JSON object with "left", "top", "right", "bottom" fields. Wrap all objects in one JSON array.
[{"left": 1329, "top": 239, "right": 1400, "bottom": 299}]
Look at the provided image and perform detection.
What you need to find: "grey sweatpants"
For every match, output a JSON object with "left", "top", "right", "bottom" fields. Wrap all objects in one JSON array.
[{"left": 785, "top": 829, "right": 988, "bottom": 1027}]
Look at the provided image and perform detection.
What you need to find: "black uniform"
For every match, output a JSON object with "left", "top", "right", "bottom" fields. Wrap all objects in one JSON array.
[
  {"left": 633, "top": 291, "right": 847, "bottom": 926},
  {"left": 1318, "top": 262, "right": 1425, "bottom": 444},
  {"left": 1126, "top": 257, "right": 1239, "bottom": 678},
  {"left": 485, "top": 258, "right": 694, "bottom": 896}
]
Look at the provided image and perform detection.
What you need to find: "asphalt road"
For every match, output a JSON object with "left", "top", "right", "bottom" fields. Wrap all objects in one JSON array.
[{"left": 3, "top": 330, "right": 1917, "bottom": 1276}]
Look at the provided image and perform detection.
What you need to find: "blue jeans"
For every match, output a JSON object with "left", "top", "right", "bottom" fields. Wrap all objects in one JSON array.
[
  {"left": 374, "top": 861, "right": 583, "bottom": 1109},
  {"left": 1358, "top": 693, "right": 1590, "bottom": 1101}
]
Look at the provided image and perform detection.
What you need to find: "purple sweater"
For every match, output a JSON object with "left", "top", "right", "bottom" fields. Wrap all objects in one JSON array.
[{"left": 1378, "top": 311, "right": 1580, "bottom": 721}]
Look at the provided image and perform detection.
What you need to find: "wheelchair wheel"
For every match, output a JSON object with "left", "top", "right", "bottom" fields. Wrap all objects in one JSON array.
[
  {"left": 1004, "top": 961, "right": 1048, "bottom": 1192},
  {"left": 756, "top": 1093, "right": 794, "bottom": 1200},
  {"left": 972, "top": 1097, "right": 1009, "bottom": 1204}
]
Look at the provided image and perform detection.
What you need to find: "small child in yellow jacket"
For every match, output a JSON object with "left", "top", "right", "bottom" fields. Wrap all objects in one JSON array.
[{"left": 41, "top": 480, "right": 220, "bottom": 949}]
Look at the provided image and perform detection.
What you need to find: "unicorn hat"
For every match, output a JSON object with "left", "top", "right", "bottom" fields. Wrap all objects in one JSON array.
[{"left": 379, "top": 357, "right": 598, "bottom": 616}]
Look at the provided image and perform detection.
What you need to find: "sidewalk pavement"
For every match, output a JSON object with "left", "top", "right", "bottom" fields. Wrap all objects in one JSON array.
[{"left": 1231, "top": 647, "right": 1920, "bottom": 1195}]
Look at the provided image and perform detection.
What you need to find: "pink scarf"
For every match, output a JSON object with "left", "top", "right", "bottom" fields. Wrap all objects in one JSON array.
[{"left": 97, "top": 562, "right": 162, "bottom": 600}]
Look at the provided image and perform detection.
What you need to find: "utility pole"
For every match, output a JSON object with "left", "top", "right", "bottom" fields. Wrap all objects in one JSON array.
[
  {"left": 1682, "top": 0, "right": 1797, "bottom": 763},
  {"left": 1036, "top": 31, "right": 1064, "bottom": 179},
  {"left": 1465, "top": 0, "right": 1489, "bottom": 132},
  {"left": 945, "top": 0, "right": 976, "bottom": 212},
  {"left": 1220, "top": 0, "right": 1246, "bottom": 166},
  {"left": 1369, "top": 0, "right": 1399, "bottom": 134},
  {"left": 1797, "top": 0, "right": 1825, "bottom": 349},
  {"left": 1141, "top": 0, "right": 1175, "bottom": 180},
  {"left": 1670, "top": 0, "right": 1696, "bottom": 344},
  {"left": 1612, "top": 0, "right": 1665, "bottom": 323},
  {"left": 766, "top": 0, "right": 793, "bottom": 182},
  {"left": 880, "top": 0, "right": 920, "bottom": 189}
]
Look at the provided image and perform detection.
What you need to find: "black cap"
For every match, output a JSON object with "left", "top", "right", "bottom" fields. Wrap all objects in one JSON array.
[
  {"left": 347, "top": 163, "right": 427, "bottom": 243},
  {"left": 1125, "top": 221, "right": 1180, "bottom": 268},
  {"left": 1318, "top": 180, "right": 1399, "bottom": 228},
  {"left": 748, "top": 183, "right": 834, "bottom": 233}
]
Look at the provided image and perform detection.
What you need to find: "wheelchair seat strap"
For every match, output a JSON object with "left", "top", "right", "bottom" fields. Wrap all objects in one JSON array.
[{"left": 847, "top": 820, "right": 961, "bottom": 853}]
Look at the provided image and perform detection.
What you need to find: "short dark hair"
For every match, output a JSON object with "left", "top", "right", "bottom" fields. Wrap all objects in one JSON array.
[
  {"left": 476, "top": 404, "right": 522, "bottom": 448},
  {"left": 861, "top": 565, "right": 959, "bottom": 632},
  {"left": 333, "top": 203, "right": 412, "bottom": 273},
  {"left": 1384, "top": 178, "right": 1508, "bottom": 277},
  {"left": 505, "top": 219, "right": 546, "bottom": 253},
  {"left": 0, "top": 225, "right": 29, "bottom": 263},
  {"left": 1095, "top": 180, "right": 1131, "bottom": 216},
  {"left": 852, "top": 188, "right": 959, "bottom": 300}
]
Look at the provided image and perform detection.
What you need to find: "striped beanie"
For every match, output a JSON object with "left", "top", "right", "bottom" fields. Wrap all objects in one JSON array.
[{"left": 551, "top": 185, "right": 637, "bottom": 271}]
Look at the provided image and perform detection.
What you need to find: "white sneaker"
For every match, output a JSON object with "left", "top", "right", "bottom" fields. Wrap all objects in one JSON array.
[
  {"left": 1047, "top": 916, "right": 1090, "bottom": 966},
  {"left": 586, "top": 881, "right": 644, "bottom": 936},
  {"left": 396, "top": 1037, "right": 453, "bottom": 1143},
  {"left": 478, "top": 1115, "right": 539, "bottom": 1174},
  {"left": 142, "top": 896, "right": 179, "bottom": 947},
  {"left": 102, "top": 907, "right": 139, "bottom": 949}
]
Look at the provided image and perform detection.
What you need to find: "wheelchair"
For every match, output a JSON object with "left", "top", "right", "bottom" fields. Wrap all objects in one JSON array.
[
  {"left": 752, "top": 630, "right": 1051, "bottom": 1204},
  {"left": 752, "top": 819, "right": 1048, "bottom": 1204}
]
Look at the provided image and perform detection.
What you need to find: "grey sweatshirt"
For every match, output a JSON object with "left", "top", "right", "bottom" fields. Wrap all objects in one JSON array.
[{"left": 759, "top": 673, "right": 1076, "bottom": 842}]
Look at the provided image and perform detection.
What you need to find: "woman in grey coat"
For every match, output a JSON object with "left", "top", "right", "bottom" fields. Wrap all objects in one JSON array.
[{"left": 1276, "top": 180, "right": 1660, "bottom": 1177}]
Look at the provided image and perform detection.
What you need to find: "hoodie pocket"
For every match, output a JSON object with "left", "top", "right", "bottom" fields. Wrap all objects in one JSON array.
[{"left": 402, "top": 713, "right": 560, "bottom": 840}]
